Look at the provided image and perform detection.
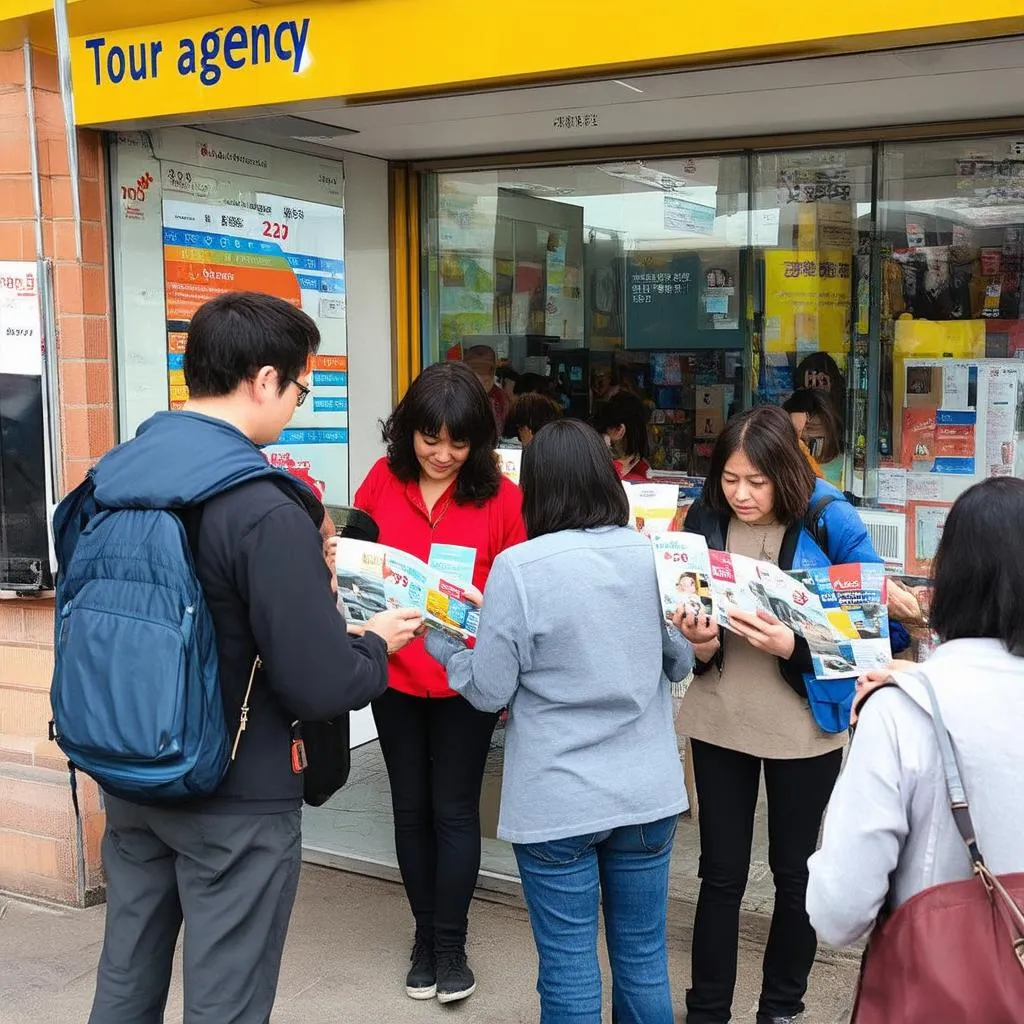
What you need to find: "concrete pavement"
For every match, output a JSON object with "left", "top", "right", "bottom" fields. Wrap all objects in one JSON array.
[{"left": 0, "top": 864, "right": 858, "bottom": 1023}]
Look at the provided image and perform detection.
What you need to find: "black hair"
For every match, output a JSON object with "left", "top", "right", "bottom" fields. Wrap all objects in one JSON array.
[
  {"left": 930, "top": 477, "right": 1024, "bottom": 654},
  {"left": 782, "top": 387, "right": 846, "bottom": 463},
  {"left": 508, "top": 392, "right": 562, "bottom": 437},
  {"left": 703, "top": 405, "right": 816, "bottom": 526},
  {"left": 591, "top": 391, "right": 651, "bottom": 460},
  {"left": 183, "top": 291, "right": 320, "bottom": 399},
  {"left": 463, "top": 344, "right": 497, "bottom": 369},
  {"left": 514, "top": 372, "right": 551, "bottom": 396},
  {"left": 520, "top": 419, "right": 629, "bottom": 539},
  {"left": 794, "top": 352, "right": 847, "bottom": 426},
  {"left": 382, "top": 361, "right": 500, "bottom": 504}
]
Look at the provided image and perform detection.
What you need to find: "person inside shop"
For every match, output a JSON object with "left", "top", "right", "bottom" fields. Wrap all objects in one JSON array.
[
  {"left": 782, "top": 387, "right": 844, "bottom": 482},
  {"left": 794, "top": 354, "right": 846, "bottom": 442},
  {"left": 807, "top": 477, "right": 1024, "bottom": 1017},
  {"left": 506, "top": 391, "right": 563, "bottom": 447},
  {"left": 353, "top": 361, "right": 526, "bottom": 1006},
  {"left": 463, "top": 343, "right": 511, "bottom": 435},
  {"left": 592, "top": 390, "right": 653, "bottom": 481},
  {"left": 672, "top": 405, "right": 884, "bottom": 1024},
  {"left": 425, "top": 418, "right": 692, "bottom": 1024}
]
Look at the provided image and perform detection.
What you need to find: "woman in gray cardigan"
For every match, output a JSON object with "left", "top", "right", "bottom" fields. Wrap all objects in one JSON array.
[
  {"left": 427, "top": 419, "right": 693, "bottom": 1024},
  {"left": 808, "top": 477, "right": 1024, "bottom": 950}
]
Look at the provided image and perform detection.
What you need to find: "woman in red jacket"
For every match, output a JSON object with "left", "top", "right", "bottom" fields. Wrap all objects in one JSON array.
[{"left": 354, "top": 361, "right": 525, "bottom": 1006}]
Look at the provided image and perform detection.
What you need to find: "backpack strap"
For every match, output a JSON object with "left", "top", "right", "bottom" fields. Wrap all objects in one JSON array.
[{"left": 803, "top": 494, "right": 838, "bottom": 556}]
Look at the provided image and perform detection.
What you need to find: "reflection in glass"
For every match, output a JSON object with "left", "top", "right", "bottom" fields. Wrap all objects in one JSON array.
[{"left": 423, "top": 157, "right": 749, "bottom": 474}]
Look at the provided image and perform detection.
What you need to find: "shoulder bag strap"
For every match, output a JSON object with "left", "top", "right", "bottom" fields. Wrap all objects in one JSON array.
[
  {"left": 902, "top": 669, "right": 1024, "bottom": 964},
  {"left": 901, "top": 669, "right": 984, "bottom": 868}
]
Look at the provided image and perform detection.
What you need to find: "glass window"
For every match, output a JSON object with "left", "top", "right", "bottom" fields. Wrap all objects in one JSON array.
[
  {"left": 751, "top": 146, "right": 875, "bottom": 497},
  {"left": 878, "top": 135, "right": 1024, "bottom": 576},
  {"left": 422, "top": 156, "right": 749, "bottom": 474}
]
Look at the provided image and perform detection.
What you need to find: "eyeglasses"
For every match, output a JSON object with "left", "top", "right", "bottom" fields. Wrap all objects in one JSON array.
[{"left": 289, "top": 378, "right": 311, "bottom": 407}]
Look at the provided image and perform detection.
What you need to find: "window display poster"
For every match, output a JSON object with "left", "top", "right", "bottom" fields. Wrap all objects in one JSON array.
[
  {"left": 161, "top": 180, "right": 348, "bottom": 505},
  {"left": 984, "top": 364, "right": 1019, "bottom": 477},
  {"left": 763, "top": 249, "right": 852, "bottom": 358},
  {"left": 0, "top": 262, "right": 53, "bottom": 590},
  {"left": 905, "top": 500, "right": 950, "bottom": 578}
]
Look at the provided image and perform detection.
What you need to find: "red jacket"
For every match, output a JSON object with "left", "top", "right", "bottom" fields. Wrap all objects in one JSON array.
[{"left": 354, "top": 458, "right": 526, "bottom": 698}]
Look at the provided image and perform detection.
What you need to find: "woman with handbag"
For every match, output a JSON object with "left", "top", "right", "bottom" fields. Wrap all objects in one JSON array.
[
  {"left": 673, "top": 405, "right": 883, "bottom": 1024},
  {"left": 807, "top": 476, "right": 1024, "bottom": 1022},
  {"left": 353, "top": 361, "right": 526, "bottom": 1005}
]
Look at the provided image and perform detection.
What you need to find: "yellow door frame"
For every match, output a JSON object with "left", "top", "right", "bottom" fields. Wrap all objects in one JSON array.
[{"left": 389, "top": 164, "right": 422, "bottom": 401}]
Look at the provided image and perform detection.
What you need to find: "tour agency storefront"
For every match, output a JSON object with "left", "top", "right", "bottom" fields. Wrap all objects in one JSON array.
[{"left": 14, "top": 0, "right": 1024, "bottom": 901}]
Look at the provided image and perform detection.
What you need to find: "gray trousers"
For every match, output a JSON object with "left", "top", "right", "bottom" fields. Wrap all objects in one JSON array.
[{"left": 89, "top": 795, "right": 302, "bottom": 1024}]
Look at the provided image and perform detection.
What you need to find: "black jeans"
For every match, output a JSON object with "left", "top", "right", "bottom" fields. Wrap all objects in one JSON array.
[
  {"left": 685, "top": 739, "right": 843, "bottom": 1024},
  {"left": 372, "top": 687, "right": 498, "bottom": 953}
]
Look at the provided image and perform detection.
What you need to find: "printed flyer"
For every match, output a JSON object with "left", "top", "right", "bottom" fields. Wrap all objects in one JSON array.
[
  {"left": 496, "top": 447, "right": 523, "bottom": 486},
  {"left": 624, "top": 482, "right": 684, "bottom": 536},
  {"left": 335, "top": 540, "right": 479, "bottom": 641},
  {"left": 652, "top": 533, "right": 890, "bottom": 679}
]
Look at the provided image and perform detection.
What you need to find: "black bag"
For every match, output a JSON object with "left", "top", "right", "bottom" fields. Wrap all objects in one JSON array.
[{"left": 299, "top": 505, "right": 380, "bottom": 807}]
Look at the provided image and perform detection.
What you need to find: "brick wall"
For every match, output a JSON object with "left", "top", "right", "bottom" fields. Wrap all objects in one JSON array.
[{"left": 0, "top": 45, "right": 114, "bottom": 905}]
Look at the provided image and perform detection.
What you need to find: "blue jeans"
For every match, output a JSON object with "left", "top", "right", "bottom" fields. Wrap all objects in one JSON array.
[{"left": 514, "top": 816, "right": 678, "bottom": 1024}]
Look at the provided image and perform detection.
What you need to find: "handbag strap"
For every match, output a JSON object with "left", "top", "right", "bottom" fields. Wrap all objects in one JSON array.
[
  {"left": 897, "top": 669, "right": 984, "bottom": 868},
  {"left": 230, "top": 655, "right": 261, "bottom": 761}
]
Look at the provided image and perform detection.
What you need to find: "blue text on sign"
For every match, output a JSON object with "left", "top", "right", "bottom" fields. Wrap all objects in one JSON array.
[{"left": 83, "top": 18, "right": 310, "bottom": 88}]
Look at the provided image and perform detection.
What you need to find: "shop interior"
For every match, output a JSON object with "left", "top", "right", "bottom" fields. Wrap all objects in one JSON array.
[{"left": 103, "top": 37, "right": 1024, "bottom": 890}]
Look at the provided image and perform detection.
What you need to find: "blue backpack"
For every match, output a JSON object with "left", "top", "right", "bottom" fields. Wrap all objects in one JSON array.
[{"left": 48, "top": 466, "right": 279, "bottom": 808}]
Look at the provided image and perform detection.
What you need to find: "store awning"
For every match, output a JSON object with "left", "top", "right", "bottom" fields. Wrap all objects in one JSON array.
[{"left": 4, "top": 1, "right": 1024, "bottom": 128}]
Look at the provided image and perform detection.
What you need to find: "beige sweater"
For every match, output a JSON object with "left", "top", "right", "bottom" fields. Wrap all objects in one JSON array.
[{"left": 679, "top": 519, "right": 848, "bottom": 761}]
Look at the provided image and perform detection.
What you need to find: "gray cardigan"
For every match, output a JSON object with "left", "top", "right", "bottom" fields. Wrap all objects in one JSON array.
[
  {"left": 808, "top": 638, "right": 1024, "bottom": 947},
  {"left": 427, "top": 526, "right": 692, "bottom": 845}
]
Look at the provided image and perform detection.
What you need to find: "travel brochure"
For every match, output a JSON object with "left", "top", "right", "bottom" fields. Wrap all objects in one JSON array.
[
  {"left": 345, "top": 474, "right": 888, "bottom": 677},
  {"left": 335, "top": 541, "right": 479, "bottom": 641},
  {"left": 652, "top": 532, "right": 891, "bottom": 679}
]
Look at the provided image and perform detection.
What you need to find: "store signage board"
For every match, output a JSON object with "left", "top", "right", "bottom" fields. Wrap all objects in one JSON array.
[{"left": 65, "top": 0, "right": 1024, "bottom": 126}]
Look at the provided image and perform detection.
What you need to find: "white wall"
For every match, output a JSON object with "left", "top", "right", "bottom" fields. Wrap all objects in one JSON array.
[{"left": 341, "top": 151, "right": 392, "bottom": 491}]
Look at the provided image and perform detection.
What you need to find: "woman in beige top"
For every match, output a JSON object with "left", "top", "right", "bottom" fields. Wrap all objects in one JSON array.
[{"left": 674, "top": 406, "right": 884, "bottom": 1024}]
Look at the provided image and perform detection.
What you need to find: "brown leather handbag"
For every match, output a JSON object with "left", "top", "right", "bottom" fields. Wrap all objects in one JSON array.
[{"left": 851, "top": 673, "right": 1024, "bottom": 1024}]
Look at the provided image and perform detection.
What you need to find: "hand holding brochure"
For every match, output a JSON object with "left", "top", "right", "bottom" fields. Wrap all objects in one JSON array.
[
  {"left": 335, "top": 540, "right": 480, "bottom": 641},
  {"left": 653, "top": 533, "right": 891, "bottom": 679}
]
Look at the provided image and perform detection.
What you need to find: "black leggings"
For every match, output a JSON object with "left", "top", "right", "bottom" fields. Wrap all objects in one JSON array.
[
  {"left": 686, "top": 739, "right": 844, "bottom": 1023},
  {"left": 372, "top": 687, "right": 498, "bottom": 953}
]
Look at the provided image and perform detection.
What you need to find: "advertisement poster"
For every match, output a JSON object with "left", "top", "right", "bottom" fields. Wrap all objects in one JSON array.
[
  {"left": 763, "top": 249, "right": 852, "bottom": 358},
  {"left": 0, "top": 261, "right": 52, "bottom": 590},
  {"left": 161, "top": 185, "right": 349, "bottom": 504}
]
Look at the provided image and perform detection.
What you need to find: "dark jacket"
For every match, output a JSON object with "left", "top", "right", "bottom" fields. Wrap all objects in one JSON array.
[
  {"left": 684, "top": 479, "right": 883, "bottom": 733},
  {"left": 89, "top": 411, "right": 389, "bottom": 812}
]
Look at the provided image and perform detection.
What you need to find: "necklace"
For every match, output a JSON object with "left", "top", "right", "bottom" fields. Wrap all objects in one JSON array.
[{"left": 739, "top": 519, "right": 779, "bottom": 562}]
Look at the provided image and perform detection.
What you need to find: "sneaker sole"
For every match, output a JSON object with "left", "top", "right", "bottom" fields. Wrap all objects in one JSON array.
[
  {"left": 406, "top": 984, "right": 437, "bottom": 1000},
  {"left": 437, "top": 982, "right": 476, "bottom": 1004}
]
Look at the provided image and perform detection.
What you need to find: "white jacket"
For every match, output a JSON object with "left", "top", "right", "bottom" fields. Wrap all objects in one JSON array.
[{"left": 807, "top": 638, "right": 1024, "bottom": 948}]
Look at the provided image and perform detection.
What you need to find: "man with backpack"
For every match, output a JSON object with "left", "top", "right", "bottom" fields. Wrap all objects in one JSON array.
[{"left": 50, "top": 292, "right": 421, "bottom": 1023}]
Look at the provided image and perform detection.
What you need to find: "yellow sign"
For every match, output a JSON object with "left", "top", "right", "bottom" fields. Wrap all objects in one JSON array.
[
  {"left": 58, "top": 0, "right": 1024, "bottom": 126},
  {"left": 764, "top": 250, "right": 852, "bottom": 356}
]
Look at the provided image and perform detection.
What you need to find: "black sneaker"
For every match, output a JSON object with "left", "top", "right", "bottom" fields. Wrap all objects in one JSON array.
[
  {"left": 435, "top": 949, "right": 476, "bottom": 1004},
  {"left": 405, "top": 935, "right": 436, "bottom": 1000}
]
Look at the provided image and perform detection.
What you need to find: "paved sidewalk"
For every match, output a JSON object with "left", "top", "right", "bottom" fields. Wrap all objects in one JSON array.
[{"left": 0, "top": 865, "right": 858, "bottom": 1024}]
